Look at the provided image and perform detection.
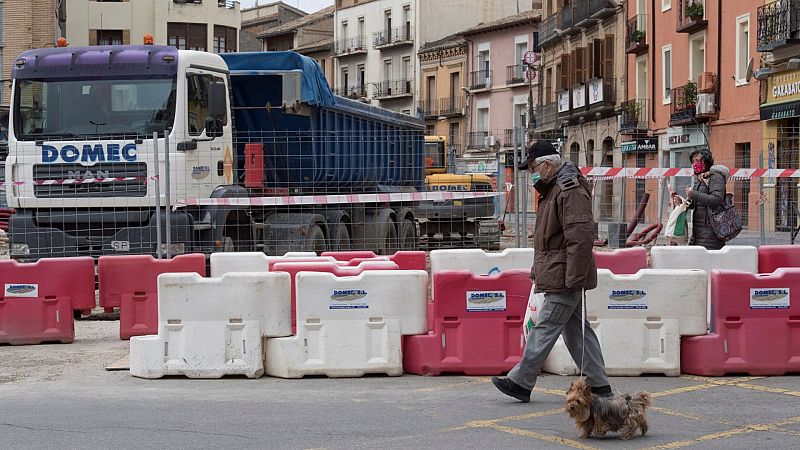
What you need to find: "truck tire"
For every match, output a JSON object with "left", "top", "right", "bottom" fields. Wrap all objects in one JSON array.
[
  {"left": 376, "top": 217, "right": 398, "bottom": 255},
  {"left": 306, "top": 224, "right": 327, "bottom": 254},
  {"left": 400, "top": 218, "right": 417, "bottom": 251},
  {"left": 332, "top": 223, "right": 351, "bottom": 251}
]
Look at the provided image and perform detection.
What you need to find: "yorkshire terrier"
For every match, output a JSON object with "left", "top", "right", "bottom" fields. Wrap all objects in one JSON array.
[{"left": 564, "top": 378, "right": 651, "bottom": 440}]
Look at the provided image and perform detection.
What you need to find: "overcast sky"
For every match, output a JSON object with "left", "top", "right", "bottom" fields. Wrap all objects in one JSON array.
[{"left": 239, "top": 0, "right": 333, "bottom": 14}]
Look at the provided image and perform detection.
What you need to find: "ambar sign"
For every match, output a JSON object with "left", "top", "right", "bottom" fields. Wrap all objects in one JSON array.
[{"left": 621, "top": 138, "right": 659, "bottom": 153}]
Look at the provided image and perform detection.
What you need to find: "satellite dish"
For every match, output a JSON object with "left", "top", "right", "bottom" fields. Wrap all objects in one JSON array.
[{"left": 746, "top": 58, "right": 755, "bottom": 83}]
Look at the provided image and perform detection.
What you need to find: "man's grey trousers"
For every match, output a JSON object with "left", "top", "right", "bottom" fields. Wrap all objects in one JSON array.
[{"left": 508, "top": 291, "right": 610, "bottom": 390}]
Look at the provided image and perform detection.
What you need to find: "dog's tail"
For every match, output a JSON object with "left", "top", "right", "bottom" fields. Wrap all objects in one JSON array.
[{"left": 628, "top": 391, "right": 652, "bottom": 409}]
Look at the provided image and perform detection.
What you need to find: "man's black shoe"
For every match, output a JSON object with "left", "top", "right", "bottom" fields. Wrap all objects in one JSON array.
[
  {"left": 591, "top": 385, "right": 613, "bottom": 398},
  {"left": 491, "top": 376, "right": 531, "bottom": 403}
]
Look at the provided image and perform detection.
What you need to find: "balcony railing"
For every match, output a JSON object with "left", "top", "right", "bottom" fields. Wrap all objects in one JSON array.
[
  {"left": 334, "top": 36, "right": 367, "bottom": 56},
  {"left": 589, "top": 0, "right": 617, "bottom": 20},
  {"left": 500, "top": 129, "right": 526, "bottom": 147},
  {"left": 420, "top": 99, "right": 438, "bottom": 118},
  {"left": 438, "top": 96, "right": 465, "bottom": 116},
  {"left": 670, "top": 84, "right": 697, "bottom": 125},
  {"left": 626, "top": 14, "right": 648, "bottom": 55},
  {"left": 376, "top": 79, "right": 413, "bottom": 99},
  {"left": 470, "top": 70, "right": 493, "bottom": 90},
  {"left": 757, "top": 0, "right": 800, "bottom": 52},
  {"left": 373, "top": 25, "right": 414, "bottom": 49},
  {"left": 335, "top": 85, "right": 367, "bottom": 99},
  {"left": 676, "top": 0, "right": 707, "bottom": 34},
  {"left": 561, "top": 4, "right": 574, "bottom": 32},
  {"left": 535, "top": 102, "right": 558, "bottom": 132},
  {"left": 507, "top": 64, "right": 526, "bottom": 85},
  {"left": 540, "top": 12, "right": 559, "bottom": 47},
  {"left": 619, "top": 99, "right": 650, "bottom": 134},
  {"left": 467, "top": 131, "right": 493, "bottom": 148},
  {"left": 218, "top": 0, "right": 238, "bottom": 8}
]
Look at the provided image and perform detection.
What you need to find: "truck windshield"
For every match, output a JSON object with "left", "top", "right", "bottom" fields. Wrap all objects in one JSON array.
[{"left": 13, "top": 77, "right": 176, "bottom": 141}]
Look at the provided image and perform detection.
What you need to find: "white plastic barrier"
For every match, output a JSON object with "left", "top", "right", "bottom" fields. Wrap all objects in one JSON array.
[
  {"left": 210, "top": 252, "right": 335, "bottom": 277},
  {"left": 430, "top": 248, "right": 534, "bottom": 297},
  {"left": 130, "top": 272, "right": 291, "bottom": 379},
  {"left": 651, "top": 245, "right": 758, "bottom": 322},
  {"left": 543, "top": 269, "right": 707, "bottom": 376},
  {"left": 264, "top": 271, "right": 428, "bottom": 378}
]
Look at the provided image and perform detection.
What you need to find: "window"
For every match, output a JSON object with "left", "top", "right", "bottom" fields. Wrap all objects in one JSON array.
[
  {"left": 736, "top": 14, "right": 750, "bottom": 83},
  {"left": 515, "top": 40, "right": 528, "bottom": 66},
  {"left": 662, "top": 0, "right": 671, "bottom": 11},
  {"left": 735, "top": 142, "right": 751, "bottom": 227},
  {"left": 341, "top": 21, "right": 348, "bottom": 39},
  {"left": 383, "top": 59, "right": 392, "bottom": 83},
  {"left": 426, "top": 76, "right": 436, "bottom": 102},
  {"left": 450, "top": 72, "right": 460, "bottom": 99},
  {"left": 97, "top": 30, "right": 123, "bottom": 46},
  {"left": 187, "top": 73, "right": 227, "bottom": 136},
  {"left": 476, "top": 107, "right": 489, "bottom": 131},
  {"left": 167, "top": 23, "right": 207, "bottom": 51},
  {"left": 358, "top": 17, "right": 365, "bottom": 38},
  {"left": 341, "top": 67, "right": 349, "bottom": 92},
  {"left": 532, "top": 32, "right": 540, "bottom": 52},
  {"left": 449, "top": 122, "right": 460, "bottom": 150},
  {"left": 357, "top": 65, "right": 365, "bottom": 89},
  {"left": 662, "top": 45, "right": 672, "bottom": 103},
  {"left": 426, "top": 125, "right": 435, "bottom": 135},
  {"left": 636, "top": 55, "right": 647, "bottom": 100},
  {"left": 213, "top": 26, "right": 237, "bottom": 53},
  {"left": 478, "top": 49, "right": 490, "bottom": 74},
  {"left": 385, "top": 10, "right": 392, "bottom": 32},
  {"left": 689, "top": 32, "right": 706, "bottom": 83},
  {"left": 514, "top": 102, "right": 527, "bottom": 131}
]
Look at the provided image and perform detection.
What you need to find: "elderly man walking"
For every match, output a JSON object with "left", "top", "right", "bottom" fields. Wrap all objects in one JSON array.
[{"left": 492, "top": 140, "right": 612, "bottom": 403}]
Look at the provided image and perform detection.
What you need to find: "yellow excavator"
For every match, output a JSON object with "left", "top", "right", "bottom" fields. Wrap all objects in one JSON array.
[{"left": 417, "top": 136, "right": 501, "bottom": 250}]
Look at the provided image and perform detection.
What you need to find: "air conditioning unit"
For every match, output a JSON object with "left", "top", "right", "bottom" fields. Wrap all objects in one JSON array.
[
  {"left": 696, "top": 93, "right": 716, "bottom": 117},
  {"left": 698, "top": 72, "right": 717, "bottom": 93}
]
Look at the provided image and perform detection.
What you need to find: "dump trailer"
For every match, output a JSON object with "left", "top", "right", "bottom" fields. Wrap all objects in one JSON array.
[
  {"left": 4, "top": 45, "right": 491, "bottom": 259},
  {"left": 417, "top": 136, "right": 501, "bottom": 250}
]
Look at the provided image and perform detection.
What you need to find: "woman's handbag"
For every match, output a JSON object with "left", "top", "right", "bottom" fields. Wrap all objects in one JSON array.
[{"left": 709, "top": 193, "right": 743, "bottom": 242}]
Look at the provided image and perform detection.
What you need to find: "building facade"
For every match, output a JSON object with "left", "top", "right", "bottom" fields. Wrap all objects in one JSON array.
[
  {"left": 65, "top": 0, "right": 240, "bottom": 52},
  {"left": 2, "top": 0, "right": 64, "bottom": 108},
  {"left": 537, "top": 0, "right": 623, "bottom": 221},
  {"left": 624, "top": 0, "right": 762, "bottom": 227},
  {"left": 334, "top": 0, "right": 541, "bottom": 115},
  {"left": 259, "top": 6, "right": 335, "bottom": 83},
  {"left": 240, "top": 1, "right": 306, "bottom": 52}
]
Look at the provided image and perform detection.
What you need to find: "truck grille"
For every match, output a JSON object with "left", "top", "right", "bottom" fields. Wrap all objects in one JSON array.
[{"left": 33, "top": 163, "right": 148, "bottom": 198}]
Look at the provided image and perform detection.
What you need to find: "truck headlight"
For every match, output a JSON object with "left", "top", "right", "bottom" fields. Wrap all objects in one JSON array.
[{"left": 157, "top": 243, "right": 186, "bottom": 256}]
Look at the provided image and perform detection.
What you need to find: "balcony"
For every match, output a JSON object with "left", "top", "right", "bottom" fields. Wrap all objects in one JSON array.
[
  {"left": 334, "top": 36, "right": 367, "bottom": 57},
  {"left": 586, "top": 77, "right": 616, "bottom": 111},
  {"left": 373, "top": 25, "right": 414, "bottom": 49},
  {"left": 670, "top": 83, "right": 698, "bottom": 125},
  {"left": 534, "top": 102, "right": 558, "bottom": 132},
  {"left": 438, "top": 96, "right": 466, "bottom": 117},
  {"left": 540, "top": 12, "right": 560, "bottom": 47},
  {"left": 506, "top": 64, "right": 526, "bottom": 85},
  {"left": 573, "top": 1, "right": 591, "bottom": 28},
  {"left": 757, "top": 0, "right": 800, "bottom": 52},
  {"left": 335, "top": 85, "right": 367, "bottom": 99},
  {"left": 376, "top": 79, "right": 413, "bottom": 99},
  {"left": 469, "top": 70, "right": 493, "bottom": 91},
  {"left": 217, "top": 0, "right": 238, "bottom": 8},
  {"left": 419, "top": 99, "right": 438, "bottom": 118},
  {"left": 500, "top": 129, "right": 526, "bottom": 147},
  {"left": 626, "top": 15, "right": 648, "bottom": 55},
  {"left": 570, "top": 83, "right": 588, "bottom": 115},
  {"left": 590, "top": 0, "right": 617, "bottom": 20},
  {"left": 619, "top": 99, "right": 650, "bottom": 134},
  {"left": 561, "top": 5, "right": 575, "bottom": 34},
  {"left": 467, "top": 131, "right": 493, "bottom": 149},
  {"left": 676, "top": 0, "right": 707, "bottom": 34}
]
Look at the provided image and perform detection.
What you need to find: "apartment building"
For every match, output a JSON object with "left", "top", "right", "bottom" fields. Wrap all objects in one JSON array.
[
  {"left": 536, "top": 0, "right": 624, "bottom": 221},
  {"left": 240, "top": 1, "right": 306, "bottom": 52},
  {"left": 65, "top": 0, "right": 240, "bottom": 52},
  {"left": 258, "top": 6, "right": 335, "bottom": 82},
  {"left": 757, "top": 0, "right": 800, "bottom": 233},
  {"left": 622, "top": 0, "right": 762, "bottom": 227},
  {"left": 1, "top": 0, "right": 65, "bottom": 108},
  {"left": 334, "top": 0, "right": 541, "bottom": 114}
]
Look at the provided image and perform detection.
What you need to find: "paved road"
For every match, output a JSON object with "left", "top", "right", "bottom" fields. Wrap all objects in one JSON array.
[{"left": 1, "top": 322, "right": 799, "bottom": 450}]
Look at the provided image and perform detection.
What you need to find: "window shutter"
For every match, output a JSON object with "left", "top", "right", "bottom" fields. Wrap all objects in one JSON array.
[
  {"left": 604, "top": 34, "right": 615, "bottom": 79},
  {"left": 593, "top": 39, "right": 603, "bottom": 78},
  {"left": 560, "top": 54, "right": 570, "bottom": 90}
]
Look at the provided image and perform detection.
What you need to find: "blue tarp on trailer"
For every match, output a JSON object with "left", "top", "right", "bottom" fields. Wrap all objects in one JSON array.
[{"left": 220, "top": 51, "right": 336, "bottom": 107}]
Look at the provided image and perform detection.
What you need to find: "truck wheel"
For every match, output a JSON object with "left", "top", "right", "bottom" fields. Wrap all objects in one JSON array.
[
  {"left": 377, "top": 218, "right": 398, "bottom": 255},
  {"left": 333, "top": 223, "right": 351, "bottom": 251},
  {"left": 400, "top": 219, "right": 417, "bottom": 251},
  {"left": 306, "top": 224, "right": 326, "bottom": 255}
]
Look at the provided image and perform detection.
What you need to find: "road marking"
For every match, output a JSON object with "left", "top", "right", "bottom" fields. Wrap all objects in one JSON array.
[
  {"left": 642, "top": 416, "right": 800, "bottom": 450},
  {"left": 489, "top": 424, "right": 598, "bottom": 450},
  {"left": 652, "top": 376, "right": 763, "bottom": 398},
  {"left": 443, "top": 408, "right": 563, "bottom": 432},
  {"left": 414, "top": 377, "right": 489, "bottom": 393},
  {"left": 732, "top": 382, "right": 800, "bottom": 398},
  {"left": 650, "top": 407, "right": 738, "bottom": 427}
]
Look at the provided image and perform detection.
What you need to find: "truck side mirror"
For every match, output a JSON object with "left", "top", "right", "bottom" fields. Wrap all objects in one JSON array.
[{"left": 208, "top": 81, "right": 227, "bottom": 118}]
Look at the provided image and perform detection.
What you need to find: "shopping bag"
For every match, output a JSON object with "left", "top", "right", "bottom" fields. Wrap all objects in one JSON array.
[
  {"left": 665, "top": 195, "right": 688, "bottom": 239},
  {"left": 523, "top": 289, "right": 545, "bottom": 341}
]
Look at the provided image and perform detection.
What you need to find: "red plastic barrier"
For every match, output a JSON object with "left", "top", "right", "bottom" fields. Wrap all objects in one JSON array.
[
  {"left": 593, "top": 247, "right": 647, "bottom": 274},
  {"left": 0, "top": 257, "right": 94, "bottom": 345},
  {"left": 98, "top": 254, "right": 206, "bottom": 339},
  {"left": 322, "top": 250, "right": 426, "bottom": 271},
  {"left": 758, "top": 245, "right": 800, "bottom": 273},
  {"left": 271, "top": 260, "right": 398, "bottom": 333},
  {"left": 681, "top": 269, "right": 800, "bottom": 376},
  {"left": 403, "top": 269, "right": 531, "bottom": 376}
]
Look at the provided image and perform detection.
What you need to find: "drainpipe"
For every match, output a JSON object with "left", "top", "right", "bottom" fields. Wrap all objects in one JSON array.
[
  {"left": 651, "top": 0, "right": 656, "bottom": 124},
  {"left": 716, "top": 0, "right": 722, "bottom": 121}
]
